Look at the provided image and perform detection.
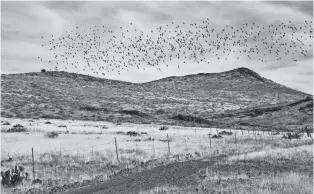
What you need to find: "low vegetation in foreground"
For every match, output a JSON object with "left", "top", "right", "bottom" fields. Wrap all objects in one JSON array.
[{"left": 1, "top": 118, "right": 313, "bottom": 194}]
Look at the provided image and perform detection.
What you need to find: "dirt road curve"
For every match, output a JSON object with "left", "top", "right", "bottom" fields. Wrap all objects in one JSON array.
[{"left": 59, "top": 155, "right": 227, "bottom": 194}]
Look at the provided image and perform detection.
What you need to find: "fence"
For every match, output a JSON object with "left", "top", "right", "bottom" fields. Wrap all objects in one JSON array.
[{"left": 1, "top": 127, "right": 313, "bottom": 194}]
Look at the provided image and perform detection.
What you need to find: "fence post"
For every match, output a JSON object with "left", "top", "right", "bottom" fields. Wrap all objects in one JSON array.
[
  {"left": 92, "top": 146, "right": 94, "bottom": 161},
  {"left": 234, "top": 132, "right": 237, "bottom": 144},
  {"left": 54, "top": 164, "right": 57, "bottom": 182},
  {"left": 60, "top": 148, "right": 62, "bottom": 165},
  {"left": 209, "top": 134, "right": 211, "bottom": 148},
  {"left": 153, "top": 139, "right": 156, "bottom": 157},
  {"left": 114, "top": 137, "right": 119, "bottom": 162},
  {"left": 167, "top": 134, "right": 170, "bottom": 154},
  {"left": 32, "top": 147, "right": 35, "bottom": 180}
]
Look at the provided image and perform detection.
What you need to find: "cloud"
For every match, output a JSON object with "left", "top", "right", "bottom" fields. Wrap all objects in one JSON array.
[{"left": 1, "top": 1, "right": 313, "bottom": 94}]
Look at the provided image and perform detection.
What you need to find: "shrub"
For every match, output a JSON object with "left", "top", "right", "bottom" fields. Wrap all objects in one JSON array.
[
  {"left": 211, "top": 134, "right": 223, "bottom": 139},
  {"left": 2, "top": 121, "right": 10, "bottom": 125},
  {"left": 7, "top": 124, "right": 27, "bottom": 132},
  {"left": 282, "top": 133, "right": 301, "bottom": 139},
  {"left": 41, "top": 69, "right": 46, "bottom": 72},
  {"left": 45, "top": 121, "right": 52, "bottom": 124},
  {"left": 116, "top": 131, "right": 126, "bottom": 135},
  {"left": 44, "top": 132, "right": 59, "bottom": 139},
  {"left": 79, "top": 106, "right": 108, "bottom": 112},
  {"left": 126, "top": 131, "right": 140, "bottom": 136},
  {"left": 218, "top": 131, "right": 233, "bottom": 136},
  {"left": 172, "top": 114, "right": 211, "bottom": 125},
  {"left": 101, "top": 125, "right": 109, "bottom": 129},
  {"left": 119, "top": 110, "right": 147, "bottom": 117},
  {"left": 156, "top": 109, "right": 165, "bottom": 114},
  {"left": 159, "top": 126, "right": 169, "bottom": 131}
]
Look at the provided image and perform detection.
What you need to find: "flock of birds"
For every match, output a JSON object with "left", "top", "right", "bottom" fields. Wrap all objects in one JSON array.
[{"left": 38, "top": 19, "right": 313, "bottom": 76}]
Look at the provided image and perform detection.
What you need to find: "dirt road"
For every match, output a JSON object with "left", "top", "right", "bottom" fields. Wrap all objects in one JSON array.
[{"left": 59, "top": 155, "right": 226, "bottom": 194}]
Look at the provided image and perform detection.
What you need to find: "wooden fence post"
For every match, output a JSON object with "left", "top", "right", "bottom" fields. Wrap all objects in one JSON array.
[
  {"left": 114, "top": 137, "right": 119, "bottom": 162},
  {"left": 234, "top": 132, "right": 237, "bottom": 144},
  {"left": 32, "top": 147, "right": 35, "bottom": 180},
  {"left": 153, "top": 139, "right": 156, "bottom": 157},
  {"left": 91, "top": 146, "right": 94, "bottom": 161},
  {"left": 184, "top": 137, "right": 188, "bottom": 150},
  {"left": 60, "top": 148, "right": 62, "bottom": 165},
  {"left": 167, "top": 134, "right": 170, "bottom": 154}
]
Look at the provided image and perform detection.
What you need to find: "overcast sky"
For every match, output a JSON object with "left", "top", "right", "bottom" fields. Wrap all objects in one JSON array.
[{"left": 1, "top": 1, "right": 313, "bottom": 94}]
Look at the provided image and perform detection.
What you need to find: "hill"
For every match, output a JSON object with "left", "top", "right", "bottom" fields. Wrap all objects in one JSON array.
[{"left": 1, "top": 67, "right": 312, "bottom": 130}]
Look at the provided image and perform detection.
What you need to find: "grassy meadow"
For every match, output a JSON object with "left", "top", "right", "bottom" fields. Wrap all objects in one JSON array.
[{"left": 1, "top": 118, "right": 313, "bottom": 194}]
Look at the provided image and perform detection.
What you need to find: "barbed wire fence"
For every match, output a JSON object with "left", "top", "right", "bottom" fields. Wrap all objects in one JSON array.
[{"left": 2, "top": 126, "right": 313, "bottom": 194}]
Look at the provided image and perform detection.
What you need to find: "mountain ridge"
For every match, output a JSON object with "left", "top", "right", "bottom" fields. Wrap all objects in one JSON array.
[{"left": 1, "top": 67, "right": 312, "bottom": 131}]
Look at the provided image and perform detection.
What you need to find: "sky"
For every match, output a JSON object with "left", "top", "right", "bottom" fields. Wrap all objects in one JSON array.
[{"left": 1, "top": 1, "right": 313, "bottom": 94}]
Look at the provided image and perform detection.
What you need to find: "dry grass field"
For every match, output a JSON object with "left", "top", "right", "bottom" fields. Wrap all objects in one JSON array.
[{"left": 1, "top": 118, "right": 313, "bottom": 194}]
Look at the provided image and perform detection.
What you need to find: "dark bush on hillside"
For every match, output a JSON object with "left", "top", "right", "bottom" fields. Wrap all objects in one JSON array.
[
  {"left": 79, "top": 106, "right": 108, "bottom": 112},
  {"left": 41, "top": 69, "right": 46, "bottom": 72},
  {"left": 141, "top": 132, "right": 148, "bottom": 135},
  {"left": 7, "top": 124, "right": 27, "bottom": 132},
  {"left": 282, "top": 133, "right": 301, "bottom": 139},
  {"left": 40, "top": 114, "right": 59, "bottom": 119},
  {"left": 218, "top": 131, "right": 233, "bottom": 136},
  {"left": 156, "top": 109, "right": 165, "bottom": 114},
  {"left": 159, "top": 126, "right": 169, "bottom": 131},
  {"left": 126, "top": 131, "right": 140, "bottom": 136},
  {"left": 44, "top": 132, "right": 59, "bottom": 139},
  {"left": 119, "top": 110, "right": 147, "bottom": 117},
  {"left": 45, "top": 121, "right": 52, "bottom": 124},
  {"left": 172, "top": 114, "right": 210, "bottom": 124}
]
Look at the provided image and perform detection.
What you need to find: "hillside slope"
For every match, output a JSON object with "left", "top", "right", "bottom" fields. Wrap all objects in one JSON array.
[{"left": 1, "top": 67, "right": 312, "bottom": 130}]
